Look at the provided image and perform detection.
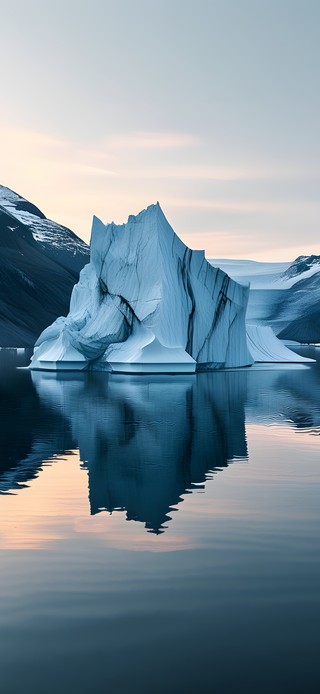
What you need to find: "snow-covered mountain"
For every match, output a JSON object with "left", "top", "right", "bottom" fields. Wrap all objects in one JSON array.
[
  {"left": 0, "top": 185, "right": 89, "bottom": 273},
  {"left": 211, "top": 256, "right": 320, "bottom": 343},
  {"left": 280, "top": 255, "right": 320, "bottom": 285},
  {"left": 0, "top": 185, "right": 90, "bottom": 346}
]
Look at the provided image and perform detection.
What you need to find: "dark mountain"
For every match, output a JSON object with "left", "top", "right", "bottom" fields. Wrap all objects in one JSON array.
[
  {"left": 0, "top": 368, "right": 75, "bottom": 493},
  {"left": 0, "top": 185, "right": 90, "bottom": 346},
  {"left": 277, "top": 269, "right": 320, "bottom": 343}
]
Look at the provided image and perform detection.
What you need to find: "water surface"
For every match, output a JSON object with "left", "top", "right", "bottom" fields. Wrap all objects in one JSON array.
[{"left": 1, "top": 348, "right": 320, "bottom": 693}]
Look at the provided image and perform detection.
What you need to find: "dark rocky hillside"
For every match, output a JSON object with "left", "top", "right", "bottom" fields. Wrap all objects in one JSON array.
[
  {"left": 278, "top": 270, "right": 320, "bottom": 343},
  {"left": 0, "top": 185, "right": 90, "bottom": 346}
]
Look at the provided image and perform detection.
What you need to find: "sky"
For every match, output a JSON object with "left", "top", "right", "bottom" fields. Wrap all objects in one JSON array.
[{"left": 1, "top": 0, "right": 320, "bottom": 260}]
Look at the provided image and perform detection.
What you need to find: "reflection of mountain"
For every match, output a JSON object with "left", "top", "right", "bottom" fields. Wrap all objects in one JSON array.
[
  {"left": 31, "top": 371, "right": 248, "bottom": 533},
  {"left": 0, "top": 370, "right": 74, "bottom": 492},
  {"left": 245, "top": 354, "right": 320, "bottom": 431},
  {"left": 1, "top": 356, "right": 320, "bottom": 531}
]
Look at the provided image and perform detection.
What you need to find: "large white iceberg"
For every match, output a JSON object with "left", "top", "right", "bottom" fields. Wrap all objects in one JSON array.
[{"left": 30, "top": 203, "right": 253, "bottom": 373}]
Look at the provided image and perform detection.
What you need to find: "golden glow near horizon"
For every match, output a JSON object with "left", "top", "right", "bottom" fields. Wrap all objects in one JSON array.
[
  {"left": 1, "top": 122, "right": 319, "bottom": 262},
  {"left": 0, "top": 423, "right": 318, "bottom": 553},
  {"left": 0, "top": 451, "right": 202, "bottom": 553}
]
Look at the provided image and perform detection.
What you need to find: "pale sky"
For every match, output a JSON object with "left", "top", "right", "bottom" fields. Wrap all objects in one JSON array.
[{"left": 1, "top": 0, "right": 320, "bottom": 260}]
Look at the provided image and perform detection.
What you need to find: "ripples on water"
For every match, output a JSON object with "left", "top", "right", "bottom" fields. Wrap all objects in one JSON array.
[{"left": 0, "top": 346, "right": 319, "bottom": 693}]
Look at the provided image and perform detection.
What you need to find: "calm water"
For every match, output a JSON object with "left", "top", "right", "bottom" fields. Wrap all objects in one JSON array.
[{"left": 1, "top": 348, "right": 320, "bottom": 693}]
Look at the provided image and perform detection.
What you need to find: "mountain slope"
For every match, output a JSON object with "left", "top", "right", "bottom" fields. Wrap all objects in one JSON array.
[
  {"left": 0, "top": 186, "right": 90, "bottom": 346},
  {"left": 277, "top": 270, "right": 320, "bottom": 343}
]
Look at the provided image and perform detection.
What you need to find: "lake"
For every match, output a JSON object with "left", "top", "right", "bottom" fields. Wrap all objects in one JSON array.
[{"left": 0, "top": 348, "right": 319, "bottom": 693}]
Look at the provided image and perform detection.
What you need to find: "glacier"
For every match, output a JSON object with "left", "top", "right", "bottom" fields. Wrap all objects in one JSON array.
[{"left": 30, "top": 203, "right": 253, "bottom": 373}]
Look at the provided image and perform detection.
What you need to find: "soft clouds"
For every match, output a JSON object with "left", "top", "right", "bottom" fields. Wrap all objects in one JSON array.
[
  {"left": 1, "top": 1, "right": 320, "bottom": 260},
  {"left": 104, "top": 131, "right": 199, "bottom": 149},
  {"left": 1, "top": 122, "right": 320, "bottom": 260}
]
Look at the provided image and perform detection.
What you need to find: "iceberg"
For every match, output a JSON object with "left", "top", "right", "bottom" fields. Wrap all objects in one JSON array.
[
  {"left": 246, "top": 324, "right": 314, "bottom": 363},
  {"left": 30, "top": 203, "right": 253, "bottom": 373}
]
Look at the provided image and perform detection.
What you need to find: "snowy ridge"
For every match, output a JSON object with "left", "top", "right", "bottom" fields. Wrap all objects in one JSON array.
[
  {"left": 0, "top": 185, "right": 88, "bottom": 256},
  {"left": 277, "top": 255, "right": 320, "bottom": 288}
]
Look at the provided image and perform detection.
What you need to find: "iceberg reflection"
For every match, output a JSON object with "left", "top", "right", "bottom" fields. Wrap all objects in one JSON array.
[
  {"left": 1, "top": 355, "right": 319, "bottom": 534},
  {"left": 31, "top": 371, "right": 248, "bottom": 533}
]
